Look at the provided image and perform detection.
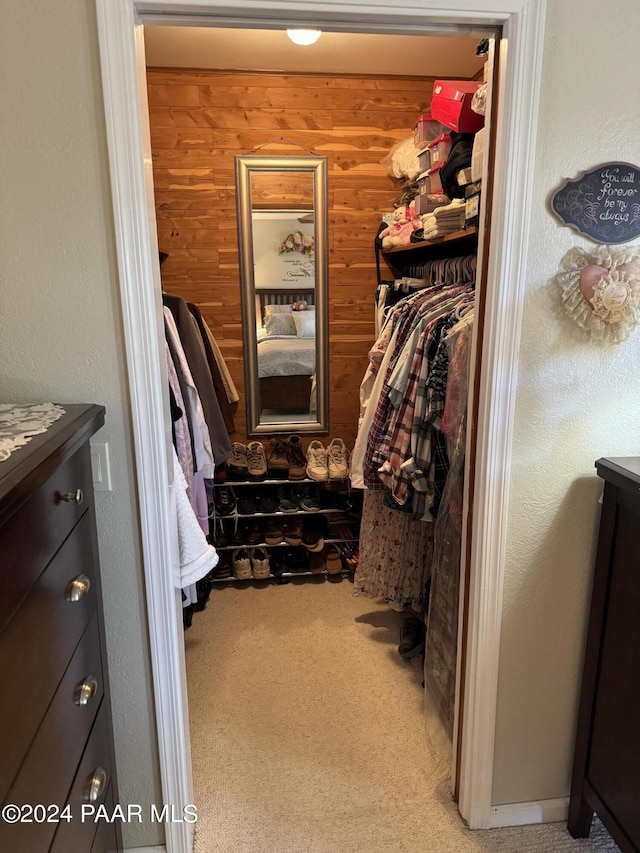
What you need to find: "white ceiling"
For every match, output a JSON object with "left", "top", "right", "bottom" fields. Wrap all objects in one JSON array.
[{"left": 144, "top": 26, "right": 485, "bottom": 78}]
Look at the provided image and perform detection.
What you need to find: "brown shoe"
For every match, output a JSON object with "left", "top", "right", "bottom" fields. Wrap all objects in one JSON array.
[
  {"left": 264, "top": 518, "right": 283, "bottom": 545},
  {"left": 283, "top": 519, "right": 302, "bottom": 546},
  {"left": 324, "top": 544, "right": 343, "bottom": 574},
  {"left": 302, "top": 518, "right": 325, "bottom": 552},
  {"left": 286, "top": 435, "right": 307, "bottom": 480},
  {"left": 309, "top": 551, "right": 326, "bottom": 574},
  {"left": 267, "top": 438, "right": 289, "bottom": 479},
  {"left": 246, "top": 441, "right": 267, "bottom": 481}
]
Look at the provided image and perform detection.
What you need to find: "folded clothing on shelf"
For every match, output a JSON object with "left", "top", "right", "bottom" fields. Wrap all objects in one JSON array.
[{"left": 421, "top": 198, "right": 466, "bottom": 239}]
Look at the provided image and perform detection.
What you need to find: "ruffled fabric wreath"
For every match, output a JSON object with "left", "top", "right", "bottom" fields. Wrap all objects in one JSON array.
[{"left": 554, "top": 245, "right": 640, "bottom": 343}]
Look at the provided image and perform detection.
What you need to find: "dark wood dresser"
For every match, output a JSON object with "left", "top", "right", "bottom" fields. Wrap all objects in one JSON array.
[
  {"left": 0, "top": 404, "right": 122, "bottom": 853},
  {"left": 568, "top": 457, "right": 640, "bottom": 852}
]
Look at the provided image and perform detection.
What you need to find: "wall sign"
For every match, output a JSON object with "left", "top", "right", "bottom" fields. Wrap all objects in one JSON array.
[{"left": 551, "top": 162, "right": 640, "bottom": 244}]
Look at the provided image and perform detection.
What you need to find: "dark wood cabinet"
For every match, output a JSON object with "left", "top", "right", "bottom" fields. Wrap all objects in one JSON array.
[
  {"left": 568, "top": 457, "right": 640, "bottom": 852},
  {"left": 0, "top": 404, "right": 122, "bottom": 853}
]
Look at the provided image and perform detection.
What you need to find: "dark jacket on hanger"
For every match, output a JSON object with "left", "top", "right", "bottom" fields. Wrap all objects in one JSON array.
[
  {"left": 187, "top": 302, "right": 236, "bottom": 435},
  {"left": 163, "top": 293, "right": 232, "bottom": 466}
]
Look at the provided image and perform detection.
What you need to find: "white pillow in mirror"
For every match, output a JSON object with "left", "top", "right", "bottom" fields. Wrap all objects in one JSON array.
[
  {"left": 264, "top": 304, "right": 293, "bottom": 314},
  {"left": 264, "top": 312, "right": 297, "bottom": 336},
  {"left": 292, "top": 311, "right": 316, "bottom": 339}
]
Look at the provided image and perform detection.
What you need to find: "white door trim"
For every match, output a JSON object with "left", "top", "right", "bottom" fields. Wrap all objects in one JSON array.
[{"left": 95, "top": 1, "right": 546, "bottom": 849}]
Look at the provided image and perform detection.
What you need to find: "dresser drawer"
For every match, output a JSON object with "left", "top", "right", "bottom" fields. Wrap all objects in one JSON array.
[
  {"left": 0, "top": 444, "right": 94, "bottom": 634},
  {"left": 90, "top": 784, "right": 120, "bottom": 853},
  {"left": 49, "top": 703, "right": 114, "bottom": 853},
  {"left": 0, "top": 512, "right": 98, "bottom": 800},
  {"left": 0, "top": 613, "right": 104, "bottom": 853}
]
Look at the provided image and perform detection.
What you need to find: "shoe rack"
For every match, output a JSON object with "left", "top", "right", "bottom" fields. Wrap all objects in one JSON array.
[{"left": 208, "top": 477, "right": 361, "bottom": 583}]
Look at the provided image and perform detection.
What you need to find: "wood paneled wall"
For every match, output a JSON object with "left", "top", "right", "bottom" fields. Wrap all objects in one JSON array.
[{"left": 147, "top": 68, "right": 435, "bottom": 448}]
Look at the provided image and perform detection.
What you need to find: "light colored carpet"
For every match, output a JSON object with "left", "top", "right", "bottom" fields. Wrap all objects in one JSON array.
[{"left": 185, "top": 578, "right": 618, "bottom": 853}]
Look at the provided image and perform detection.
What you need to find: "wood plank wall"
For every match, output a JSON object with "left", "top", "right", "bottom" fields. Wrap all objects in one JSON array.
[{"left": 147, "top": 67, "right": 436, "bottom": 449}]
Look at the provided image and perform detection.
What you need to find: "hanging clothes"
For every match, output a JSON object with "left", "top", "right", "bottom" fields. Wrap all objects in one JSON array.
[
  {"left": 424, "top": 315, "right": 473, "bottom": 735},
  {"left": 352, "top": 256, "right": 475, "bottom": 608},
  {"left": 188, "top": 302, "right": 237, "bottom": 434},
  {"left": 353, "top": 490, "right": 433, "bottom": 610},
  {"left": 164, "top": 307, "right": 215, "bottom": 480},
  {"left": 163, "top": 293, "right": 232, "bottom": 466}
]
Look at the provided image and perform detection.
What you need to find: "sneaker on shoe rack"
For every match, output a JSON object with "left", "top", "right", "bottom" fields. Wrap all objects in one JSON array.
[
  {"left": 250, "top": 547, "right": 271, "bottom": 579},
  {"left": 283, "top": 519, "right": 303, "bottom": 546},
  {"left": 286, "top": 435, "right": 307, "bottom": 480},
  {"left": 302, "top": 517, "right": 325, "bottom": 553},
  {"left": 299, "top": 484, "right": 321, "bottom": 512},
  {"left": 237, "top": 489, "right": 258, "bottom": 515},
  {"left": 232, "top": 548, "right": 252, "bottom": 580},
  {"left": 267, "top": 438, "right": 289, "bottom": 479},
  {"left": 259, "top": 486, "right": 279, "bottom": 514},
  {"left": 213, "top": 486, "right": 236, "bottom": 516},
  {"left": 327, "top": 438, "right": 350, "bottom": 480},
  {"left": 306, "top": 440, "right": 328, "bottom": 481},
  {"left": 208, "top": 519, "right": 228, "bottom": 548},
  {"left": 246, "top": 441, "right": 267, "bottom": 481},
  {"left": 226, "top": 442, "right": 249, "bottom": 480},
  {"left": 278, "top": 485, "right": 301, "bottom": 513}
]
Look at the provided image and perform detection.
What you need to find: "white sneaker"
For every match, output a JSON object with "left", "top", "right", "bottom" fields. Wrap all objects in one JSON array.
[
  {"left": 232, "top": 548, "right": 252, "bottom": 580},
  {"left": 306, "top": 440, "right": 328, "bottom": 481},
  {"left": 327, "top": 438, "right": 350, "bottom": 480},
  {"left": 251, "top": 547, "right": 271, "bottom": 579}
]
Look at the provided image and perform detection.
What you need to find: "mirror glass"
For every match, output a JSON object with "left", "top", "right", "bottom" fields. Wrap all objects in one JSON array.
[{"left": 235, "top": 155, "right": 329, "bottom": 435}]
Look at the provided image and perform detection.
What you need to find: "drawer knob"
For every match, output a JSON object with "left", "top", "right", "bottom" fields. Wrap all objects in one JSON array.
[
  {"left": 65, "top": 574, "right": 91, "bottom": 602},
  {"left": 60, "top": 488, "right": 84, "bottom": 505},
  {"left": 74, "top": 675, "right": 98, "bottom": 706},
  {"left": 85, "top": 766, "right": 107, "bottom": 803}
]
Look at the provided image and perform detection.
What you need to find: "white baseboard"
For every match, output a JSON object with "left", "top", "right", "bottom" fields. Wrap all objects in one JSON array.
[
  {"left": 125, "top": 846, "right": 166, "bottom": 853},
  {"left": 488, "top": 797, "right": 569, "bottom": 828}
]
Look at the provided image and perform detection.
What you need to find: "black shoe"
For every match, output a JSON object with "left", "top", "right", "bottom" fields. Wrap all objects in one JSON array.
[
  {"left": 237, "top": 489, "right": 258, "bottom": 515},
  {"left": 278, "top": 485, "right": 301, "bottom": 513},
  {"left": 398, "top": 617, "right": 426, "bottom": 659},
  {"left": 260, "top": 486, "right": 279, "bottom": 514},
  {"left": 300, "top": 485, "right": 321, "bottom": 512},
  {"left": 285, "top": 546, "right": 309, "bottom": 574},
  {"left": 270, "top": 549, "right": 287, "bottom": 582},
  {"left": 214, "top": 486, "right": 236, "bottom": 516}
]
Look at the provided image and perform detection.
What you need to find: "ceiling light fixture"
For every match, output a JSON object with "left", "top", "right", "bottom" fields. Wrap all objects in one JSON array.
[{"left": 287, "top": 29, "right": 322, "bottom": 46}]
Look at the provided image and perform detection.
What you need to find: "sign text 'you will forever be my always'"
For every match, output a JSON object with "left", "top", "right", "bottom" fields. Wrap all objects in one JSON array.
[{"left": 551, "top": 162, "right": 640, "bottom": 244}]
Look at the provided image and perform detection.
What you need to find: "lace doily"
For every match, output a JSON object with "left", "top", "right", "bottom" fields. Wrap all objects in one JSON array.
[
  {"left": 0, "top": 403, "right": 66, "bottom": 462},
  {"left": 554, "top": 245, "right": 640, "bottom": 343}
]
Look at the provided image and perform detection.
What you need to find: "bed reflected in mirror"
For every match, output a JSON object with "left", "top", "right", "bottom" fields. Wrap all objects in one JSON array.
[{"left": 235, "top": 155, "right": 329, "bottom": 435}]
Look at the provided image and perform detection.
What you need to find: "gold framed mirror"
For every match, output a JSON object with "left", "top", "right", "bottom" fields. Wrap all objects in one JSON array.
[{"left": 235, "top": 154, "right": 329, "bottom": 435}]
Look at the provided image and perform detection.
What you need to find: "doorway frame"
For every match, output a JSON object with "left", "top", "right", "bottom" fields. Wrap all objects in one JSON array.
[{"left": 95, "top": 1, "right": 546, "bottom": 850}]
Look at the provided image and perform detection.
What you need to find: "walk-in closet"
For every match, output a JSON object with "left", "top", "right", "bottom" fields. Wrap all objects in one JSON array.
[{"left": 145, "top": 23, "right": 491, "bottom": 850}]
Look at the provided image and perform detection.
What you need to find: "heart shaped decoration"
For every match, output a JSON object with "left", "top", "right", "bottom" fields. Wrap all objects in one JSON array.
[{"left": 579, "top": 264, "right": 608, "bottom": 303}]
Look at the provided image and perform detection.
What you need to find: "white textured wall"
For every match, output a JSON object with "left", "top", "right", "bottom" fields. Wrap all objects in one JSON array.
[
  {"left": 0, "top": 1, "right": 163, "bottom": 846},
  {"left": 492, "top": 0, "right": 640, "bottom": 805}
]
